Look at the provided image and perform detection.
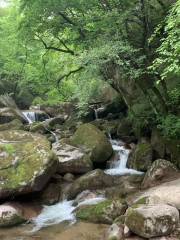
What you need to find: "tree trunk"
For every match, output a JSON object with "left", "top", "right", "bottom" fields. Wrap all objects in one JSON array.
[{"left": 151, "top": 86, "right": 168, "bottom": 114}]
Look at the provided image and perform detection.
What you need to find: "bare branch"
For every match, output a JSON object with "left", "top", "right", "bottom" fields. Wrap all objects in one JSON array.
[
  {"left": 35, "top": 34, "right": 75, "bottom": 55},
  {"left": 57, "top": 66, "right": 84, "bottom": 88}
]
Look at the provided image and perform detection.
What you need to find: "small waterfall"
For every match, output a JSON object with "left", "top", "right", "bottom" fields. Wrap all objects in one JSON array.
[
  {"left": 105, "top": 139, "right": 143, "bottom": 176},
  {"left": 31, "top": 200, "right": 75, "bottom": 232},
  {"left": 22, "top": 111, "right": 36, "bottom": 123},
  {"left": 31, "top": 196, "right": 106, "bottom": 231},
  {"left": 94, "top": 109, "right": 98, "bottom": 120}
]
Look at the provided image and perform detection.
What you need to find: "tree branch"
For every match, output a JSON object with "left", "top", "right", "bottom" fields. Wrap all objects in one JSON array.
[
  {"left": 36, "top": 34, "right": 75, "bottom": 55},
  {"left": 58, "top": 11, "right": 86, "bottom": 39},
  {"left": 56, "top": 37, "right": 77, "bottom": 55},
  {"left": 57, "top": 66, "right": 84, "bottom": 88}
]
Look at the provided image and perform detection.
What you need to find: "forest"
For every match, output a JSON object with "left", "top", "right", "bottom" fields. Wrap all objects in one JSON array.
[
  {"left": 0, "top": 0, "right": 179, "bottom": 239},
  {"left": 0, "top": 0, "right": 179, "bottom": 139}
]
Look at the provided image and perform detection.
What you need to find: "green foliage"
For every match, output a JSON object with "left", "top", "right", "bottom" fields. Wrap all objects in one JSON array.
[
  {"left": 0, "top": 0, "right": 179, "bottom": 140},
  {"left": 157, "top": 114, "right": 180, "bottom": 139},
  {"left": 152, "top": 0, "right": 180, "bottom": 79},
  {"left": 3, "top": 144, "right": 15, "bottom": 155},
  {"left": 128, "top": 102, "right": 156, "bottom": 137}
]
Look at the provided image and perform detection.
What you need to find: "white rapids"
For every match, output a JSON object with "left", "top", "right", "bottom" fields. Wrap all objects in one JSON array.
[
  {"left": 31, "top": 197, "right": 106, "bottom": 232},
  {"left": 77, "top": 196, "right": 106, "bottom": 207},
  {"left": 31, "top": 200, "right": 75, "bottom": 232},
  {"left": 105, "top": 139, "right": 143, "bottom": 176},
  {"left": 22, "top": 111, "right": 36, "bottom": 123}
]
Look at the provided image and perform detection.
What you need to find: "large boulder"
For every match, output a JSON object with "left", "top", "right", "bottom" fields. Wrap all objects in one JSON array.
[
  {"left": 117, "top": 118, "right": 134, "bottom": 138},
  {"left": 40, "top": 102, "right": 75, "bottom": 118},
  {"left": 92, "top": 119, "right": 119, "bottom": 138},
  {"left": 71, "top": 123, "right": 113, "bottom": 164},
  {"left": 0, "top": 119, "right": 24, "bottom": 131},
  {"left": 0, "top": 108, "right": 19, "bottom": 124},
  {"left": 0, "top": 203, "right": 25, "bottom": 227},
  {"left": 67, "top": 169, "right": 114, "bottom": 199},
  {"left": 105, "top": 175, "right": 144, "bottom": 199},
  {"left": 131, "top": 178, "right": 180, "bottom": 211},
  {"left": 151, "top": 129, "right": 166, "bottom": 159},
  {"left": 44, "top": 116, "right": 66, "bottom": 129},
  {"left": 76, "top": 199, "right": 127, "bottom": 224},
  {"left": 29, "top": 122, "right": 47, "bottom": 134},
  {"left": 96, "top": 97, "right": 127, "bottom": 119},
  {"left": 127, "top": 143, "right": 153, "bottom": 171},
  {"left": 0, "top": 130, "right": 57, "bottom": 199},
  {"left": 53, "top": 142, "right": 93, "bottom": 174},
  {"left": 141, "top": 159, "right": 178, "bottom": 189},
  {"left": 151, "top": 129, "right": 180, "bottom": 168},
  {"left": 125, "top": 204, "right": 179, "bottom": 238}
]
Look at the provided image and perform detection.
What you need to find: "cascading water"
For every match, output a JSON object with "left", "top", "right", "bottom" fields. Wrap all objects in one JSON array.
[
  {"left": 31, "top": 200, "right": 75, "bottom": 232},
  {"left": 31, "top": 196, "right": 106, "bottom": 232},
  {"left": 22, "top": 111, "right": 36, "bottom": 123},
  {"left": 105, "top": 139, "right": 143, "bottom": 176},
  {"left": 94, "top": 109, "right": 98, "bottom": 120}
]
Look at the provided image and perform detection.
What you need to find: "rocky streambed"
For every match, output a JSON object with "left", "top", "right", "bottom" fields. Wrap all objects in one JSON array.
[{"left": 0, "top": 103, "right": 180, "bottom": 240}]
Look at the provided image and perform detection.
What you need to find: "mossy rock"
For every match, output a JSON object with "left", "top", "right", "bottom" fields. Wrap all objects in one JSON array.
[
  {"left": 0, "top": 119, "right": 24, "bottom": 131},
  {"left": 127, "top": 143, "right": 153, "bottom": 171},
  {"left": 117, "top": 118, "right": 133, "bottom": 137},
  {"left": 92, "top": 119, "right": 119, "bottom": 137},
  {"left": 151, "top": 128, "right": 180, "bottom": 168},
  {"left": 71, "top": 123, "right": 113, "bottom": 163},
  {"left": 29, "top": 122, "right": 47, "bottom": 134},
  {"left": 66, "top": 169, "right": 114, "bottom": 200},
  {"left": 141, "top": 159, "right": 178, "bottom": 189},
  {"left": 76, "top": 199, "right": 127, "bottom": 224},
  {"left": 125, "top": 204, "right": 179, "bottom": 238},
  {"left": 0, "top": 130, "right": 57, "bottom": 199}
]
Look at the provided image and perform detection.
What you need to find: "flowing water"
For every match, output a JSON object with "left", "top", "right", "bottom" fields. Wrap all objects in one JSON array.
[
  {"left": 94, "top": 109, "right": 98, "bottom": 120},
  {"left": 1, "top": 108, "right": 143, "bottom": 238},
  {"left": 31, "top": 196, "right": 106, "bottom": 231},
  {"left": 105, "top": 139, "right": 143, "bottom": 176},
  {"left": 22, "top": 112, "right": 36, "bottom": 123}
]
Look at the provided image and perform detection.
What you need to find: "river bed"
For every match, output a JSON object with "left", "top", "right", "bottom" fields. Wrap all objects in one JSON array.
[{"left": 0, "top": 221, "right": 108, "bottom": 240}]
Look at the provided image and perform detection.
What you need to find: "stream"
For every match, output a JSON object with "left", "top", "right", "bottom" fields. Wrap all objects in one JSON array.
[{"left": 1, "top": 110, "right": 143, "bottom": 239}]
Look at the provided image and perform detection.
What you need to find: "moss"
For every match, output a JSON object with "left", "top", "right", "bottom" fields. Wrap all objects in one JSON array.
[
  {"left": 76, "top": 200, "right": 112, "bottom": 220},
  {"left": 134, "top": 197, "right": 147, "bottom": 205},
  {"left": 114, "top": 215, "right": 125, "bottom": 225},
  {"left": 71, "top": 123, "right": 113, "bottom": 163},
  {"left": 0, "top": 119, "right": 23, "bottom": 131},
  {"left": 0, "top": 130, "right": 54, "bottom": 191},
  {"left": 29, "top": 122, "right": 46, "bottom": 133},
  {"left": 125, "top": 207, "right": 145, "bottom": 233},
  {"left": 136, "top": 143, "right": 151, "bottom": 157},
  {"left": 128, "top": 143, "right": 153, "bottom": 171},
  {"left": 76, "top": 199, "right": 127, "bottom": 224},
  {"left": 2, "top": 144, "right": 15, "bottom": 155}
]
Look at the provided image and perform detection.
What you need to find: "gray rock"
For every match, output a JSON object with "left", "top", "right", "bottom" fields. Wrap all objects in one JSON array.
[
  {"left": 141, "top": 159, "right": 178, "bottom": 189},
  {"left": 127, "top": 143, "right": 153, "bottom": 171},
  {"left": 66, "top": 169, "right": 114, "bottom": 199},
  {"left": 53, "top": 142, "right": 93, "bottom": 174},
  {"left": 125, "top": 204, "right": 179, "bottom": 238},
  {"left": 76, "top": 199, "right": 127, "bottom": 224},
  {"left": 0, "top": 203, "right": 25, "bottom": 227},
  {"left": 71, "top": 123, "right": 113, "bottom": 163},
  {"left": 0, "top": 130, "right": 57, "bottom": 199},
  {"left": 106, "top": 223, "right": 124, "bottom": 240}
]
